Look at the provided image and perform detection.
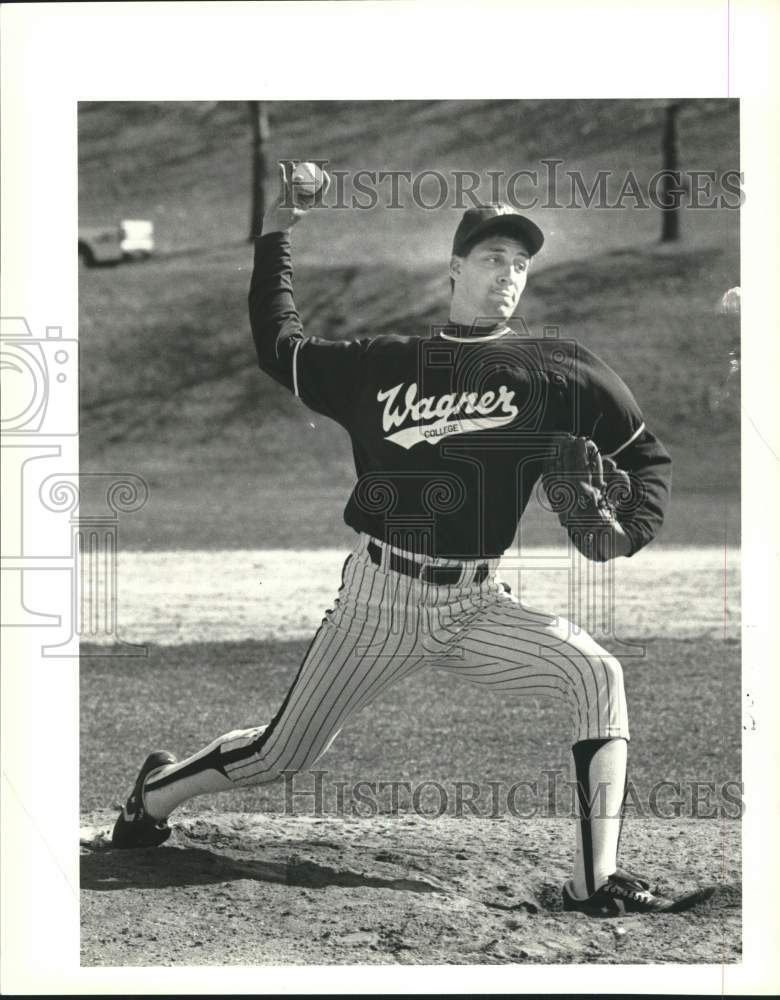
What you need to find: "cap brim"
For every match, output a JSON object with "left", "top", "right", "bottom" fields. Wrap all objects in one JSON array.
[{"left": 456, "top": 215, "right": 544, "bottom": 257}]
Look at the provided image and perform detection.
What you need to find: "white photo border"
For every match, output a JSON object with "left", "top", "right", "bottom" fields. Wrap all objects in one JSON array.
[{"left": 1, "top": 0, "right": 778, "bottom": 994}]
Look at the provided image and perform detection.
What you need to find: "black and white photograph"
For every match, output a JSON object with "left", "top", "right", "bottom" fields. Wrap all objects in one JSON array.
[
  {"left": 1, "top": 2, "right": 778, "bottom": 995},
  {"left": 75, "top": 96, "right": 742, "bottom": 967}
]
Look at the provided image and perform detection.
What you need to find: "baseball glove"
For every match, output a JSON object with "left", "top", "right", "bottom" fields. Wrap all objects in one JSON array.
[{"left": 542, "top": 435, "right": 629, "bottom": 560}]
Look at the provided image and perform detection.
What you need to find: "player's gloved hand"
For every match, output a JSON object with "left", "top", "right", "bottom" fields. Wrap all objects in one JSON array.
[
  {"left": 601, "top": 456, "right": 633, "bottom": 510},
  {"left": 542, "top": 435, "right": 632, "bottom": 561},
  {"left": 262, "top": 162, "right": 331, "bottom": 235}
]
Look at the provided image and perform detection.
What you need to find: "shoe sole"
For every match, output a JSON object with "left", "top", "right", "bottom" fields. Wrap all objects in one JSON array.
[
  {"left": 563, "top": 885, "right": 717, "bottom": 917},
  {"left": 563, "top": 896, "right": 625, "bottom": 918}
]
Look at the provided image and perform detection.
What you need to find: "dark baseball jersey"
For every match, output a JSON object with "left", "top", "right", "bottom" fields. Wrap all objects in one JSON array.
[{"left": 249, "top": 233, "right": 671, "bottom": 559}]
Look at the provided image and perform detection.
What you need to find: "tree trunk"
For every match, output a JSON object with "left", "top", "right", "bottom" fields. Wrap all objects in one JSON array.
[
  {"left": 248, "top": 102, "right": 270, "bottom": 241},
  {"left": 660, "top": 102, "right": 683, "bottom": 242}
]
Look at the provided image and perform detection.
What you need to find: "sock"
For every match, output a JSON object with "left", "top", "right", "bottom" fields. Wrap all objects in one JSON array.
[
  {"left": 142, "top": 727, "right": 266, "bottom": 820},
  {"left": 571, "top": 737, "right": 628, "bottom": 899}
]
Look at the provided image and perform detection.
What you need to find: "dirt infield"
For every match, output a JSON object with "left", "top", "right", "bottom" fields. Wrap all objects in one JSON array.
[
  {"left": 96, "top": 546, "right": 738, "bottom": 646},
  {"left": 80, "top": 812, "right": 739, "bottom": 966}
]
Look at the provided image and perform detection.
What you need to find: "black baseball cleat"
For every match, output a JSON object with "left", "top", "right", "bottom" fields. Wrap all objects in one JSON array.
[
  {"left": 563, "top": 868, "right": 716, "bottom": 917},
  {"left": 111, "top": 750, "right": 177, "bottom": 849}
]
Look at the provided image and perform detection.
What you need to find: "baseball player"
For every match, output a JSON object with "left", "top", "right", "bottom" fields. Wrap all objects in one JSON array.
[{"left": 112, "top": 164, "right": 713, "bottom": 917}]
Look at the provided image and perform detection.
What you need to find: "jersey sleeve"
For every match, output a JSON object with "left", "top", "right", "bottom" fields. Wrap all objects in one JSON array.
[
  {"left": 248, "top": 231, "right": 368, "bottom": 426},
  {"left": 585, "top": 355, "right": 672, "bottom": 557}
]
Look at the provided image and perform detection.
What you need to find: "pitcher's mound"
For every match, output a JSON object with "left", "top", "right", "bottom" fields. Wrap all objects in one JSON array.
[{"left": 80, "top": 812, "right": 739, "bottom": 966}]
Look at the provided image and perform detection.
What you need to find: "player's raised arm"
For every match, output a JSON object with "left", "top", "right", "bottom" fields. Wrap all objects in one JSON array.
[
  {"left": 248, "top": 162, "right": 327, "bottom": 391},
  {"left": 247, "top": 161, "right": 370, "bottom": 427}
]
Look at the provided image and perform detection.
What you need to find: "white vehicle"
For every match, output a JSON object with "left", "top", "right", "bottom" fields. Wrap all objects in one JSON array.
[
  {"left": 78, "top": 219, "right": 154, "bottom": 267},
  {"left": 119, "top": 219, "right": 155, "bottom": 259}
]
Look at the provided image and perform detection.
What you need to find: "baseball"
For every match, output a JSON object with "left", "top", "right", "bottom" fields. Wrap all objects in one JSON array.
[{"left": 291, "top": 162, "right": 325, "bottom": 201}]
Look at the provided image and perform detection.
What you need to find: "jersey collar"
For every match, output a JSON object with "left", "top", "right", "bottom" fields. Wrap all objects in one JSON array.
[{"left": 439, "top": 322, "right": 511, "bottom": 342}]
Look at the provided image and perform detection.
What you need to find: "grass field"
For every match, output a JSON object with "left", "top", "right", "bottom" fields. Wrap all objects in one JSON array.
[
  {"left": 79, "top": 545, "right": 738, "bottom": 648},
  {"left": 81, "top": 635, "right": 740, "bottom": 818}
]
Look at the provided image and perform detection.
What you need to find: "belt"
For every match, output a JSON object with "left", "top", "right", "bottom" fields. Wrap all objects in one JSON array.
[{"left": 367, "top": 540, "right": 489, "bottom": 586}]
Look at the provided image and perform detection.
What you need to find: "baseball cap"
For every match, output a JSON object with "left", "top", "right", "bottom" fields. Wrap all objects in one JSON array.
[{"left": 452, "top": 204, "right": 544, "bottom": 258}]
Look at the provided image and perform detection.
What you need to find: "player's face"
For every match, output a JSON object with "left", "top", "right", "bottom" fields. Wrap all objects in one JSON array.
[{"left": 449, "top": 236, "right": 530, "bottom": 322}]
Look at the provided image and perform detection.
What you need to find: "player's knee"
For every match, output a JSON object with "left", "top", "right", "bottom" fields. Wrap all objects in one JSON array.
[
  {"left": 598, "top": 652, "right": 627, "bottom": 708},
  {"left": 600, "top": 653, "right": 628, "bottom": 726},
  {"left": 602, "top": 653, "right": 625, "bottom": 692},
  {"left": 569, "top": 650, "right": 626, "bottom": 712}
]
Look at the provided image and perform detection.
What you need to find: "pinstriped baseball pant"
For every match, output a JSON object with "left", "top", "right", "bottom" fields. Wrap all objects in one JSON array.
[{"left": 215, "top": 533, "right": 630, "bottom": 788}]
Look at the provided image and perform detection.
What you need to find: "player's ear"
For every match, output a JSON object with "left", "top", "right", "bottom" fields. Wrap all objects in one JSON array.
[{"left": 449, "top": 255, "right": 463, "bottom": 282}]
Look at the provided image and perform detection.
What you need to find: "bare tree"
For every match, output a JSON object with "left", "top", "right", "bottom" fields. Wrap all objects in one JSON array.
[
  {"left": 248, "top": 102, "right": 270, "bottom": 241},
  {"left": 660, "top": 102, "right": 683, "bottom": 242}
]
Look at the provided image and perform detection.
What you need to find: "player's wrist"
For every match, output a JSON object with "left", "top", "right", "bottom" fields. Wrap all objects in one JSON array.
[{"left": 261, "top": 211, "right": 293, "bottom": 236}]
